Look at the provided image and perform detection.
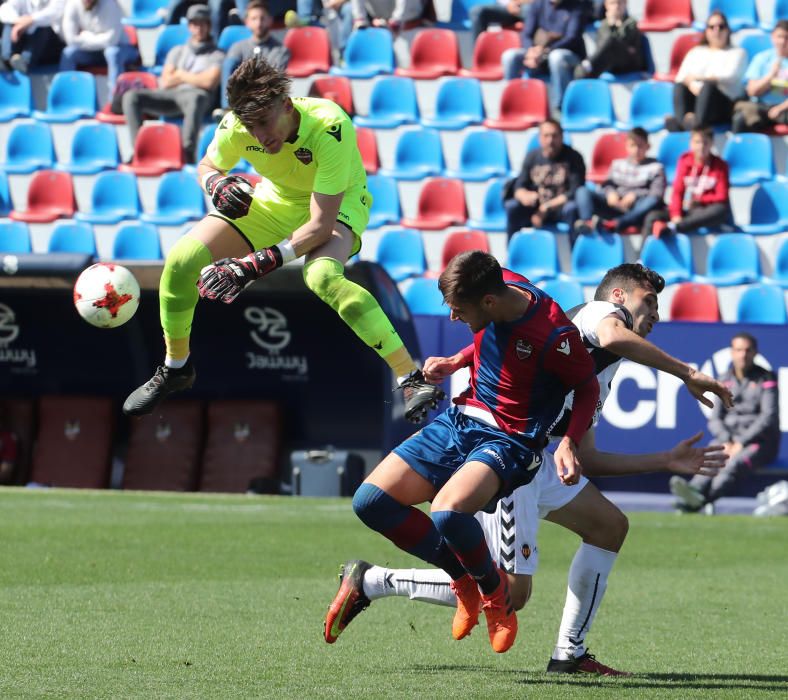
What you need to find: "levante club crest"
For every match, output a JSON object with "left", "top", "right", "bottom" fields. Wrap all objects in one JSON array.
[{"left": 294, "top": 148, "right": 313, "bottom": 165}]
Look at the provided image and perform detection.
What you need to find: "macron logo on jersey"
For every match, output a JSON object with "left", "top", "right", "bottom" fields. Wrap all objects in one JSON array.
[{"left": 557, "top": 339, "right": 571, "bottom": 356}]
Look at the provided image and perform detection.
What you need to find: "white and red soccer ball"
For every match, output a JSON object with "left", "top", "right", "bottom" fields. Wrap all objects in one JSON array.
[{"left": 73, "top": 263, "right": 140, "bottom": 328}]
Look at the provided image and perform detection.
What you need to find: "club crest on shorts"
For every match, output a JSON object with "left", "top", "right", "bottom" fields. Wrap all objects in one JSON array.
[
  {"left": 294, "top": 147, "right": 313, "bottom": 165},
  {"left": 515, "top": 339, "right": 533, "bottom": 360},
  {"left": 521, "top": 543, "right": 531, "bottom": 560}
]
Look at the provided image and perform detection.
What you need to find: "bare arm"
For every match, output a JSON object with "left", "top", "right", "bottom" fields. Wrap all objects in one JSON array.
[
  {"left": 159, "top": 63, "right": 182, "bottom": 89},
  {"left": 288, "top": 191, "right": 344, "bottom": 256},
  {"left": 176, "top": 65, "right": 221, "bottom": 92}
]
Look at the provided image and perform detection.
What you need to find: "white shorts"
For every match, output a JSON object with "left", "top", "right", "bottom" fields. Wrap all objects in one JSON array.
[{"left": 476, "top": 451, "right": 589, "bottom": 576}]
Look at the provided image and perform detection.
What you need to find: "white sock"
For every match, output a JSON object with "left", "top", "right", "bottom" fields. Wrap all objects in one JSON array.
[
  {"left": 164, "top": 354, "right": 189, "bottom": 369},
  {"left": 362, "top": 565, "right": 456, "bottom": 607},
  {"left": 553, "top": 543, "right": 618, "bottom": 661}
]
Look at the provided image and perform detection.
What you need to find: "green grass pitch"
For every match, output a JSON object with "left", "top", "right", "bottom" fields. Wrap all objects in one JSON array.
[{"left": 1, "top": 488, "right": 787, "bottom": 699}]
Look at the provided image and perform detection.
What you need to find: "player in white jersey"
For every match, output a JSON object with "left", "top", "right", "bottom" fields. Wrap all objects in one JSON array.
[{"left": 323, "top": 263, "right": 733, "bottom": 675}]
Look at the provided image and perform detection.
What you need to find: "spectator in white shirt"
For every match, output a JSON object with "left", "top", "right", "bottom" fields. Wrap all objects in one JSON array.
[{"left": 0, "top": 0, "right": 65, "bottom": 72}]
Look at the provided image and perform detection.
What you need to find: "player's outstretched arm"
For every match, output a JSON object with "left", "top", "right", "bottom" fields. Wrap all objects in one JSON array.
[{"left": 422, "top": 345, "right": 474, "bottom": 384}]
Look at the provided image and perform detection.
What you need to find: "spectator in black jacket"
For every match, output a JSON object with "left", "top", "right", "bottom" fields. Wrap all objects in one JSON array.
[{"left": 574, "top": 0, "right": 645, "bottom": 79}]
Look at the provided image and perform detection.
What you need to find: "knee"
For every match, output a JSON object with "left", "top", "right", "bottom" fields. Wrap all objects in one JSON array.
[
  {"left": 608, "top": 509, "right": 629, "bottom": 548},
  {"left": 121, "top": 89, "right": 140, "bottom": 112},
  {"left": 164, "top": 234, "right": 208, "bottom": 278},
  {"left": 352, "top": 482, "right": 386, "bottom": 524},
  {"left": 548, "top": 49, "right": 572, "bottom": 70},
  {"left": 303, "top": 257, "right": 344, "bottom": 302},
  {"left": 508, "top": 574, "right": 532, "bottom": 611},
  {"left": 104, "top": 45, "right": 118, "bottom": 60}
]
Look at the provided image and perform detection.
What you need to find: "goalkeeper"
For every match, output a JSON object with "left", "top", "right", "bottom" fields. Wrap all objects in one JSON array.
[{"left": 124, "top": 58, "right": 443, "bottom": 420}]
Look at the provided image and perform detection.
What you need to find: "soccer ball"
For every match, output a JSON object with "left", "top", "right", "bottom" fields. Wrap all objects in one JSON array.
[{"left": 73, "top": 263, "right": 140, "bottom": 328}]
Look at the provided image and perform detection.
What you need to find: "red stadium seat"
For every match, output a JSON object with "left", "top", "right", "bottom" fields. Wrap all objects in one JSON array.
[
  {"left": 395, "top": 28, "right": 460, "bottom": 79},
  {"left": 483, "top": 79, "right": 549, "bottom": 130},
  {"left": 9, "top": 170, "right": 75, "bottom": 223},
  {"left": 401, "top": 177, "right": 467, "bottom": 230},
  {"left": 284, "top": 26, "right": 331, "bottom": 77},
  {"left": 638, "top": 0, "right": 693, "bottom": 31},
  {"left": 308, "top": 76, "right": 354, "bottom": 116},
  {"left": 587, "top": 132, "right": 629, "bottom": 184},
  {"left": 96, "top": 71, "right": 158, "bottom": 125},
  {"left": 654, "top": 32, "right": 702, "bottom": 81},
  {"left": 669, "top": 282, "right": 721, "bottom": 321},
  {"left": 119, "top": 122, "right": 183, "bottom": 176},
  {"left": 356, "top": 126, "right": 379, "bottom": 174},
  {"left": 459, "top": 29, "right": 521, "bottom": 81},
  {"left": 440, "top": 230, "right": 490, "bottom": 271}
]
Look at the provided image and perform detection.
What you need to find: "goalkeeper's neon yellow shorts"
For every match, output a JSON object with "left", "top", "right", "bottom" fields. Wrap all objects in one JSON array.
[{"left": 208, "top": 179, "right": 372, "bottom": 256}]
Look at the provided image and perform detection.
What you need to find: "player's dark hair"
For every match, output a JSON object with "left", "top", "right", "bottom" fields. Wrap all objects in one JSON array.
[
  {"left": 227, "top": 58, "right": 292, "bottom": 130},
  {"left": 595, "top": 263, "right": 665, "bottom": 300},
  {"left": 439, "top": 251, "right": 508, "bottom": 304},
  {"left": 732, "top": 331, "right": 758, "bottom": 350},
  {"left": 776, "top": 19, "right": 788, "bottom": 33},
  {"left": 540, "top": 118, "right": 562, "bottom": 135},
  {"left": 245, "top": 0, "right": 270, "bottom": 15},
  {"left": 627, "top": 126, "right": 648, "bottom": 143},
  {"left": 690, "top": 125, "right": 713, "bottom": 142}
]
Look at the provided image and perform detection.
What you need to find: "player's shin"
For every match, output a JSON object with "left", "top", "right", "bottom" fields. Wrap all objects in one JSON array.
[{"left": 362, "top": 565, "right": 457, "bottom": 606}]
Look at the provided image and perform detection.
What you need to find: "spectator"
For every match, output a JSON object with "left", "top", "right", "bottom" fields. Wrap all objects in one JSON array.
[
  {"left": 350, "top": 0, "right": 425, "bottom": 32},
  {"left": 504, "top": 118, "right": 585, "bottom": 238},
  {"left": 164, "top": 0, "right": 237, "bottom": 39},
  {"left": 574, "top": 127, "right": 665, "bottom": 235},
  {"left": 670, "top": 332, "right": 781, "bottom": 514},
  {"left": 574, "top": 0, "right": 644, "bottom": 79},
  {"left": 285, "top": 0, "right": 352, "bottom": 65},
  {"left": 122, "top": 4, "right": 222, "bottom": 163},
  {"left": 501, "top": 0, "right": 587, "bottom": 114},
  {"left": 215, "top": 0, "right": 289, "bottom": 117},
  {"left": 732, "top": 20, "right": 788, "bottom": 133},
  {"left": 0, "top": 0, "right": 65, "bottom": 72},
  {"left": 59, "top": 0, "right": 139, "bottom": 91},
  {"left": 468, "top": 0, "right": 530, "bottom": 40},
  {"left": 642, "top": 126, "right": 730, "bottom": 240},
  {"left": 665, "top": 10, "right": 746, "bottom": 131}
]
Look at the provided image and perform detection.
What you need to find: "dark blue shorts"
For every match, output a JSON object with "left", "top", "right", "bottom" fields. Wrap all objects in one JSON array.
[{"left": 393, "top": 406, "right": 543, "bottom": 498}]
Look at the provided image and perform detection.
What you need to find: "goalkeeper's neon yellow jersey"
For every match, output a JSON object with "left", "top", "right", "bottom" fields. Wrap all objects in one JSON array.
[{"left": 207, "top": 97, "right": 366, "bottom": 204}]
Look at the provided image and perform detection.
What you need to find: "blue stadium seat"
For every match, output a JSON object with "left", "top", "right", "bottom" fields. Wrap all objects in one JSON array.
[
  {"left": 466, "top": 177, "right": 507, "bottom": 231},
  {"left": 197, "top": 123, "right": 217, "bottom": 162},
  {"left": 640, "top": 233, "right": 693, "bottom": 285},
  {"left": 330, "top": 28, "right": 395, "bottom": 78},
  {"left": 32, "top": 71, "right": 96, "bottom": 122},
  {"left": 0, "top": 71, "right": 31, "bottom": 121},
  {"left": 763, "top": 0, "right": 788, "bottom": 29},
  {"left": 47, "top": 221, "right": 96, "bottom": 254},
  {"left": 657, "top": 131, "right": 690, "bottom": 182},
  {"left": 571, "top": 232, "right": 624, "bottom": 285},
  {"left": 379, "top": 128, "right": 444, "bottom": 181},
  {"left": 736, "top": 283, "right": 787, "bottom": 324},
  {"left": 112, "top": 222, "right": 162, "bottom": 260},
  {"left": 403, "top": 276, "right": 446, "bottom": 315},
  {"left": 75, "top": 171, "right": 141, "bottom": 225},
  {"left": 772, "top": 238, "right": 788, "bottom": 287},
  {"left": 0, "top": 221, "right": 31, "bottom": 253},
  {"left": 366, "top": 174, "right": 401, "bottom": 227},
  {"left": 695, "top": 0, "right": 758, "bottom": 31},
  {"left": 623, "top": 80, "right": 673, "bottom": 133},
  {"left": 738, "top": 31, "right": 772, "bottom": 61},
  {"left": 702, "top": 233, "right": 760, "bottom": 286},
  {"left": 598, "top": 34, "right": 655, "bottom": 83},
  {"left": 140, "top": 170, "right": 205, "bottom": 225},
  {"left": 560, "top": 79, "right": 615, "bottom": 132},
  {"left": 375, "top": 228, "right": 426, "bottom": 281},
  {"left": 218, "top": 25, "right": 252, "bottom": 52},
  {"left": 60, "top": 123, "right": 119, "bottom": 174},
  {"left": 152, "top": 24, "right": 190, "bottom": 75},
  {"left": 722, "top": 133, "right": 775, "bottom": 186},
  {"left": 421, "top": 77, "right": 484, "bottom": 130},
  {"left": 2, "top": 121, "right": 54, "bottom": 174},
  {"left": 354, "top": 76, "right": 419, "bottom": 128},
  {"left": 507, "top": 229, "right": 558, "bottom": 282},
  {"left": 122, "top": 0, "right": 168, "bottom": 27},
  {"left": 539, "top": 277, "right": 584, "bottom": 311},
  {"left": 445, "top": 129, "right": 510, "bottom": 181},
  {"left": 0, "top": 171, "right": 11, "bottom": 216}
]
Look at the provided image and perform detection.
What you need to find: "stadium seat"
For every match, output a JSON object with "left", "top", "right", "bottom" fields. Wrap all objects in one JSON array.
[
  {"left": 30, "top": 396, "right": 114, "bottom": 489},
  {"left": 654, "top": 32, "right": 701, "bottom": 82},
  {"left": 199, "top": 400, "right": 282, "bottom": 493},
  {"left": 366, "top": 173, "right": 400, "bottom": 227},
  {"left": 330, "top": 27, "right": 394, "bottom": 78},
  {"left": 10, "top": 170, "right": 75, "bottom": 223},
  {"left": 47, "top": 221, "right": 96, "bottom": 254},
  {"left": 669, "top": 282, "right": 720, "bottom": 321},
  {"left": 354, "top": 76, "right": 419, "bottom": 128},
  {"left": 395, "top": 28, "right": 460, "bottom": 79},
  {"left": 638, "top": 0, "right": 692, "bottom": 30},
  {"left": 586, "top": 132, "right": 629, "bottom": 184},
  {"left": 696, "top": 0, "right": 758, "bottom": 31},
  {"left": 0, "top": 171, "right": 11, "bottom": 216},
  {"left": 112, "top": 221, "right": 162, "bottom": 259},
  {"left": 738, "top": 32, "right": 771, "bottom": 62},
  {"left": 96, "top": 71, "right": 158, "bottom": 124},
  {"left": 560, "top": 79, "right": 615, "bottom": 132},
  {"left": 736, "top": 283, "right": 787, "bottom": 324},
  {"left": 284, "top": 26, "right": 331, "bottom": 77},
  {"left": 76, "top": 171, "right": 141, "bottom": 225},
  {"left": 120, "top": 123, "right": 184, "bottom": 176},
  {"left": 151, "top": 24, "right": 189, "bottom": 74},
  {"left": 2, "top": 121, "right": 54, "bottom": 174},
  {"left": 440, "top": 229, "right": 490, "bottom": 271},
  {"left": 355, "top": 126, "right": 379, "bottom": 174},
  {"left": 721, "top": 133, "right": 775, "bottom": 186},
  {"left": 218, "top": 25, "right": 252, "bottom": 52},
  {"left": 122, "top": 0, "right": 168, "bottom": 27},
  {"left": 571, "top": 231, "right": 624, "bottom": 285},
  {"left": 459, "top": 29, "right": 520, "bottom": 81},
  {"left": 0, "top": 221, "right": 31, "bottom": 253},
  {"left": 403, "top": 276, "right": 446, "bottom": 314},
  {"left": 400, "top": 177, "right": 467, "bottom": 230},
  {"left": 308, "top": 76, "right": 354, "bottom": 116},
  {"left": 772, "top": 238, "right": 788, "bottom": 287},
  {"left": 640, "top": 233, "right": 693, "bottom": 285},
  {"left": 539, "top": 277, "right": 584, "bottom": 311},
  {"left": 483, "top": 78, "right": 549, "bottom": 131},
  {"left": 624, "top": 80, "right": 674, "bottom": 132},
  {"left": 421, "top": 77, "right": 484, "bottom": 129},
  {"left": 376, "top": 228, "right": 426, "bottom": 281},
  {"left": 657, "top": 131, "right": 690, "bottom": 182},
  {"left": 197, "top": 123, "right": 217, "bottom": 162},
  {"left": 141, "top": 170, "right": 205, "bottom": 225},
  {"left": 445, "top": 129, "right": 510, "bottom": 181},
  {"left": 59, "top": 123, "right": 119, "bottom": 175},
  {"left": 378, "top": 128, "right": 444, "bottom": 180},
  {"left": 764, "top": 0, "right": 788, "bottom": 29},
  {"left": 31, "top": 71, "right": 96, "bottom": 122},
  {"left": 702, "top": 233, "right": 760, "bottom": 286},
  {"left": 466, "top": 177, "right": 507, "bottom": 231},
  {"left": 0, "top": 70, "right": 31, "bottom": 121},
  {"left": 507, "top": 229, "right": 559, "bottom": 282}
]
